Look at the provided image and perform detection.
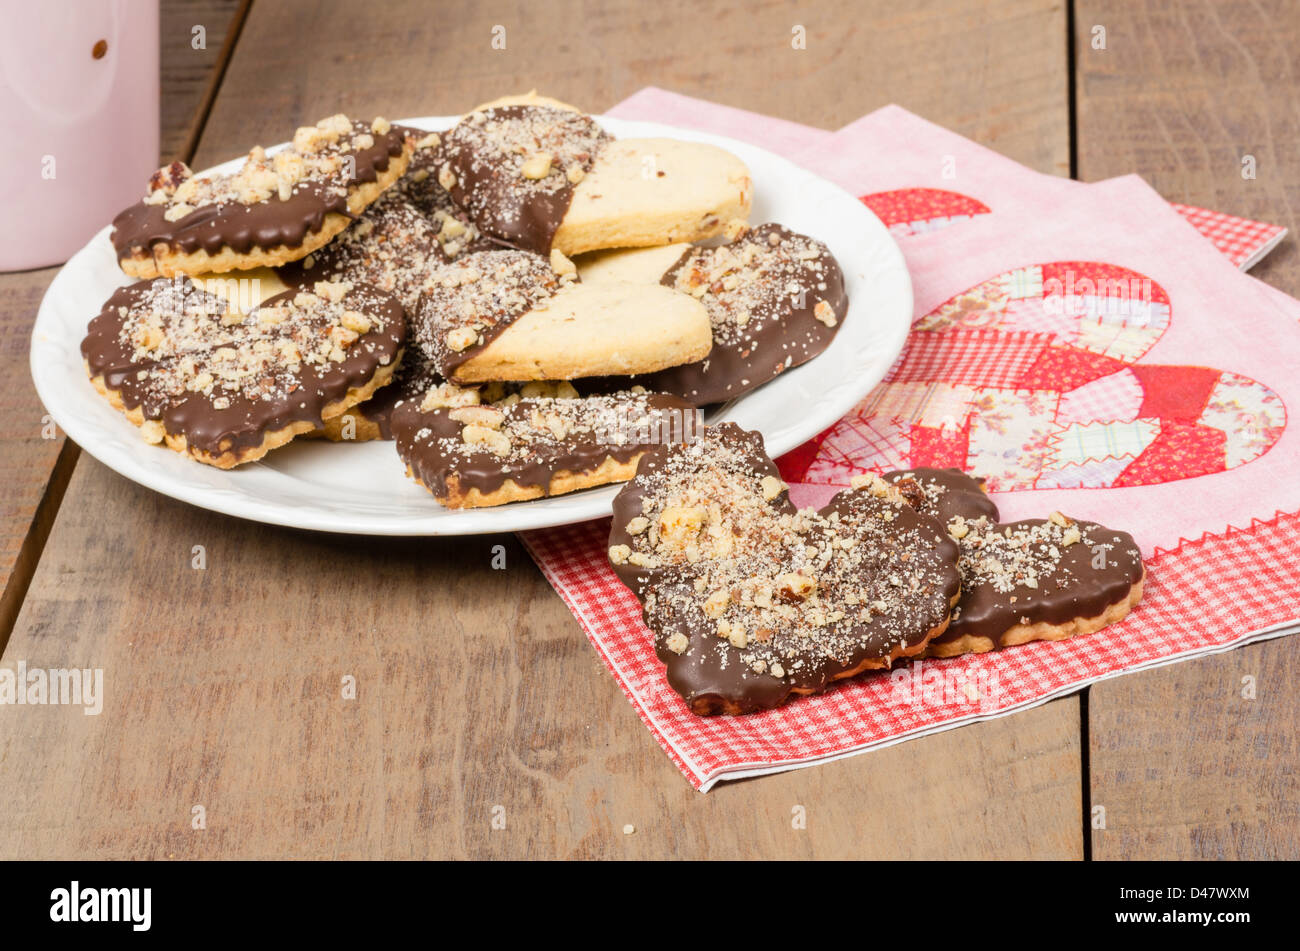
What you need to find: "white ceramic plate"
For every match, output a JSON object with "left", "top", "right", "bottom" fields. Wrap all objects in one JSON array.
[{"left": 30, "top": 115, "right": 912, "bottom": 535}]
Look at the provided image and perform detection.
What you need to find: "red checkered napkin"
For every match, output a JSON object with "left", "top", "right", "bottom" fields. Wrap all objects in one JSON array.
[
  {"left": 521, "top": 508, "right": 1299, "bottom": 790},
  {"left": 1169, "top": 203, "right": 1287, "bottom": 270}
]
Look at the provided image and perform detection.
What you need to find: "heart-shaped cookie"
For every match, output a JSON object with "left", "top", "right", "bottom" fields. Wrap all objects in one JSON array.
[
  {"left": 112, "top": 114, "right": 414, "bottom": 278},
  {"left": 786, "top": 262, "right": 1284, "bottom": 490},
  {"left": 884, "top": 467, "right": 1145, "bottom": 658},
  {"left": 81, "top": 276, "right": 405, "bottom": 467},
  {"left": 608, "top": 423, "right": 961, "bottom": 715},
  {"left": 439, "top": 103, "right": 752, "bottom": 255}
]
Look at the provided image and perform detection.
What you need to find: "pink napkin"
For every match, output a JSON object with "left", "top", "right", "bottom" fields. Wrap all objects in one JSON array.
[
  {"left": 520, "top": 92, "right": 1300, "bottom": 790},
  {"left": 800, "top": 104, "right": 1288, "bottom": 269},
  {"left": 608, "top": 89, "right": 1288, "bottom": 270}
]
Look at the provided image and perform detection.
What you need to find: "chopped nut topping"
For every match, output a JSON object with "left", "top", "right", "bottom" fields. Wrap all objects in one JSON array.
[
  {"left": 445, "top": 326, "right": 479, "bottom": 352},
  {"left": 776, "top": 572, "right": 817, "bottom": 602},
  {"left": 813, "top": 299, "right": 837, "bottom": 327},
  {"left": 520, "top": 151, "right": 554, "bottom": 179},
  {"left": 139, "top": 419, "right": 166, "bottom": 444},
  {"left": 448, "top": 405, "right": 505, "bottom": 429},
  {"left": 549, "top": 248, "right": 577, "bottom": 281},
  {"left": 414, "top": 250, "right": 561, "bottom": 373},
  {"left": 141, "top": 114, "right": 393, "bottom": 214},
  {"left": 613, "top": 426, "right": 961, "bottom": 687},
  {"left": 463, "top": 424, "right": 511, "bottom": 457}
]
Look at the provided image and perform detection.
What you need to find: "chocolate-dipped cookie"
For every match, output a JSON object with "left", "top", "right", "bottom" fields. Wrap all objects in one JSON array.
[
  {"left": 310, "top": 343, "right": 444, "bottom": 442},
  {"left": 81, "top": 276, "right": 405, "bottom": 467},
  {"left": 927, "top": 512, "right": 1145, "bottom": 658},
  {"left": 279, "top": 129, "right": 491, "bottom": 309},
  {"left": 608, "top": 423, "right": 961, "bottom": 715},
  {"left": 643, "top": 224, "right": 848, "bottom": 405},
  {"left": 412, "top": 249, "right": 711, "bottom": 384},
  {"left": 392, "top": 382, "right": 700, "bottom": 508},
  {"left": 883, "top": 467, "right": 1000, "bottom": 525},
  {"left": 881, "top": 468, "right": 1145, "bottom": 656},
  {"left": 439, "top": 103, "right": 751, "bottom": 255},
  {"left": 112, "top": 115, "right": 414, "bottom": 279}
]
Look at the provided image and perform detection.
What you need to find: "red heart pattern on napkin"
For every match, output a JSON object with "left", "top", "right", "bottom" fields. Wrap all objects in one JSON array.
[
  {"left": 780, "top": 261, "right": 1287, "bottom": 490},
  {"left": 861, "top": 187, "right": 990, "bottom": 237}
]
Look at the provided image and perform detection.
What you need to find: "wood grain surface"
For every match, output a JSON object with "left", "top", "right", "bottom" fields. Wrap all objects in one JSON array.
[
  {"left": 1076, "top": 0, "right": 1300, "bottom": 860},
  {"left": 0, "top": 0, "right": 1084, "bottom": 859}
]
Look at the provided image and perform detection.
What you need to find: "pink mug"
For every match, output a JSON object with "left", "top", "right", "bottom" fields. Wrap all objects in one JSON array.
[{"left": 0, "top": 0, "right": 159, "bottom": 271}]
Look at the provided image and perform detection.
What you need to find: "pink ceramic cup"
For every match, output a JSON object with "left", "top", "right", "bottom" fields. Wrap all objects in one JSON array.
[{"left": 0, "top": 0, "right": 160, "bottom": 271}]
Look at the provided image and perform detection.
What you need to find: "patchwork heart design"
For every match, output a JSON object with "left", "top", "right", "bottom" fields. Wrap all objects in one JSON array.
[
  {"left": 780, "top": 262, "right": 1286, "bottom": 490},
  {"left": 608, "top": 423, "right": 961, "bottom": 715},
  {"left": 860, "top": 187, "right": 990, "bottom": 238}
]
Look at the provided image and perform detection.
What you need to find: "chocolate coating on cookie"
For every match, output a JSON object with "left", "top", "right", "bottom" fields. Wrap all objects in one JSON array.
[
  {"left": 644, "top": 224, "right": 848, "bottom": 405},
  {"left": 82, "top": 276, "right": 404, "bottom": 458},
  {"left": 111, "top": 116, "right": 410, "bottom": 263},
  {"left": 279, "top": 132, "right": 490, "bottom": 309},
  {"left": 343, "top": 345, "right": 443, "bottom": 439},
  {"left": 439, "top": 105, "right": 612, "bottom": 253},
  {"left": 883, "top": 467, "right": 1000, "bottom": 525},
  {"left": 609, "top": 424, "right": 961, "bottom": 715},
  {"left": 393, "top": 386, "right": 698, "bottom": 503},
  {"left": 412, "top": 249, "right": 563, "bottom": 379},
  {"left": 937, "top": 515, "right": 1144, "bottom": 648}
]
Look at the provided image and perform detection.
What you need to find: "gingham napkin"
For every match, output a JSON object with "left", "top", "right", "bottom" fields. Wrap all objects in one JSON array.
[{"left": 520, "top": 95, "right": 1299, "bottom": 790}]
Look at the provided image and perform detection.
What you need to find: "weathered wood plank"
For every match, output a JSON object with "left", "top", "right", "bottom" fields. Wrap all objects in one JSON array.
[{"left": 1076, "top": 0, "right": 1300, "bottom": 860}]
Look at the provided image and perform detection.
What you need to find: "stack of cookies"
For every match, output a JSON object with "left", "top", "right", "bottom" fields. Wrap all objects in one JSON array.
[{"left": 87, "top": 93, "right": 849, "bottom": 509}]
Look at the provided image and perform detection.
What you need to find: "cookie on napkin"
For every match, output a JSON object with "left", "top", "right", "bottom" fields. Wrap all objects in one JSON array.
[
  {"left": 608, "top": 424, "right": 962, "bottom": 715},
  {"left": 884, "top": 468, "right": 1146, "bottom": 658}
]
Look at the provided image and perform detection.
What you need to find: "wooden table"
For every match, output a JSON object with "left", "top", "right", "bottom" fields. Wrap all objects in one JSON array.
[{"left": 1, "top": 0, "right": 1296, "bottom": 860}]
